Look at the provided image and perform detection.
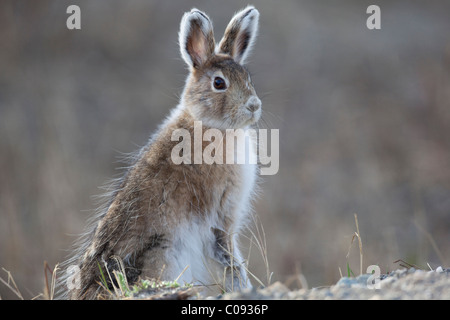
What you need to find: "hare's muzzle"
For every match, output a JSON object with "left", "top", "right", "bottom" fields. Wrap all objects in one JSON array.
[
  {"left": 245, "top": 96, "right": 262, "bottom": 121},
  {"left": 246, "top": 96, "right": 261, "bottom": 111}
]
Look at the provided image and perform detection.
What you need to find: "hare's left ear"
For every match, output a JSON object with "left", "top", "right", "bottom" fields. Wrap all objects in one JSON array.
[
  {"left": 179, "top": 9, "right": 215, "bottom": 69},
  {"left": 218, "top": 6, "right": 259, "bottom": 65}
]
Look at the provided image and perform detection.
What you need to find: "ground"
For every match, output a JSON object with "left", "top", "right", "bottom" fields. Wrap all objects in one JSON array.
[{"left": 132, "top": 267, "right": 450, "bottom": 300}]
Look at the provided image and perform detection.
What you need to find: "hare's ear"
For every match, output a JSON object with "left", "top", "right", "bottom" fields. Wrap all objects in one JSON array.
[
  {"left": 179, "top": 9, "right": 215, "bottom": 69},
  {"left": 218, "top": 6, "right": 259, "bottom": 65}
]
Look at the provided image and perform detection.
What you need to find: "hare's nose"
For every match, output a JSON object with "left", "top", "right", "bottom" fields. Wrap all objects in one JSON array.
[
  {"left": 246, "top": 96, "right": 261, "bottom": 112},
  {"left": 246, "top": 103, "right": 260, "bottom": 112}
]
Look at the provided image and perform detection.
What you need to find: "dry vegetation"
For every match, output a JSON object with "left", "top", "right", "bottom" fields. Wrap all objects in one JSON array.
[{"left": 1, "top": 0, "right": 450, "bottom": 299}]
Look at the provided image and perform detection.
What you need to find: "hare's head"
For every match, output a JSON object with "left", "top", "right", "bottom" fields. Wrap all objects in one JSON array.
[{"left": 179, "top": 6, "right": 261, "bottom": 129}]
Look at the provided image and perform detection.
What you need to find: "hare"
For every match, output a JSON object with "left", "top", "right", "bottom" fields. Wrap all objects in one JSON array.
[{"left": 63, "top": 6, "right": 262, "bottom": 299}]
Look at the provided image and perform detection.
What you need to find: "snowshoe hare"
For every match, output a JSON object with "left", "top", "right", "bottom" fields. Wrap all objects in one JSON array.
[{"left": 63, "top": 6, "right": 262, "bottom": 299}]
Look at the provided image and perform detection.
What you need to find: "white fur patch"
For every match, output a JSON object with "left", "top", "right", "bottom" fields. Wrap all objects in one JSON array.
[
  {"left": 163, "top": 217, "right": 221, "bottom": 291},
  {"left": 234, "top": 129, "right": 257, "bottom": 230}
]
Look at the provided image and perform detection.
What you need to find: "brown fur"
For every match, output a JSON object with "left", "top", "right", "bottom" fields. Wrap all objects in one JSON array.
[
  {"left": 218, "top": 7, "right": 258, "bottom": 63},
  {"left": 185, "top": 55, "right": 256, "bottom": 129},
  {"left": 64, "top": 6, "right": 261, "bottom": 299},
  {"left": 71, "top": 109, "right": 247, "bottom": 299}
]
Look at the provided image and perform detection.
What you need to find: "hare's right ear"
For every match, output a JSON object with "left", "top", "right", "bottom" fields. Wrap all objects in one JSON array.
[
  {"left": 179, "top": 9, "right": 215, "bottom": 69},
  {"left": 218, "top": 6, "right": 259, "bottom": 65}
]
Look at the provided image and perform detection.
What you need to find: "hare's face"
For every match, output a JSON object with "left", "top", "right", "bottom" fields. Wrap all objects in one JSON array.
[
  {"left": 184, "top": 56, "right": 261, "bottom": 129},
  {"left": 179, "top": 6, "right": 261, "bottom": 129}
]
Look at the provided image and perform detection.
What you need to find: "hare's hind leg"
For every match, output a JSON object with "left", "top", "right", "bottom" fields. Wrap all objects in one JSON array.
[{"left": 136, "top": 237, "right": 173, "bottom": 282}]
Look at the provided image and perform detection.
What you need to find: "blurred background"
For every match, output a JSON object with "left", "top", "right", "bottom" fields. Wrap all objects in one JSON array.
[{"left": 1, "top": 0, "right": 449, "bottom": 299}]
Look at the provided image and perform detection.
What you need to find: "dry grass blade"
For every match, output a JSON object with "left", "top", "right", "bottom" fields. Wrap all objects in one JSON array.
[
  {"left": 345, "top": 214, "right": 364, "bottom": 276},
  {"left": 49, "top": 263, "right": 59, "bottom": 300},
  {"left": 246, "top": 213, "right": 272, "bottom": 286},
  {"left": 104, "top": 255, "right": 132, "bottom": 298},
  {"left": 0, "top": 268, "right": 24, "bottom": 300},
  {"left": 174, "top": 265, "right": 189, "bottom": 283},
  {"left": 393, "top": 259, "right": 421, "bottom": 270},
  {"left": 354, "top": 214, "right": 363, "bottom": 275},
  {"left": 102, "top": 260, "right": 122, "bottom": 298},
  {"left": 43, "top": 261, "right": 59, "bottom": 300},
  {"left": 413, "top": 220, "right": 447, "bottom": 266}
]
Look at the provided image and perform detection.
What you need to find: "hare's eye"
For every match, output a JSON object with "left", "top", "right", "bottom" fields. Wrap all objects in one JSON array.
[{"left": 213, "top": 77, "right": 227, "bottom": 90}]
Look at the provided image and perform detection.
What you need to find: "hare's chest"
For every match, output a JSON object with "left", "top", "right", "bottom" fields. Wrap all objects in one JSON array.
[
  {"left": 217, "top": 154, "right": 257, "bottom": 231},
  {"left": 235, "top": 130, "right": 258, "bottom": 212},
  {"left": 234, "top": 161, "right": 257, "bottom": 222}
]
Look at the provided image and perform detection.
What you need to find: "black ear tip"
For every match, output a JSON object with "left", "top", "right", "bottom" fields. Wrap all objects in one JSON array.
[
  {"left": 239, "top": 6, "right": 259, "bottom": 23},
  {"left": 244, "top": 6, "right": 258, "bottom": 14},
  {"left": 189, "top": 9, "right": 210, "bottom": 22}
]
